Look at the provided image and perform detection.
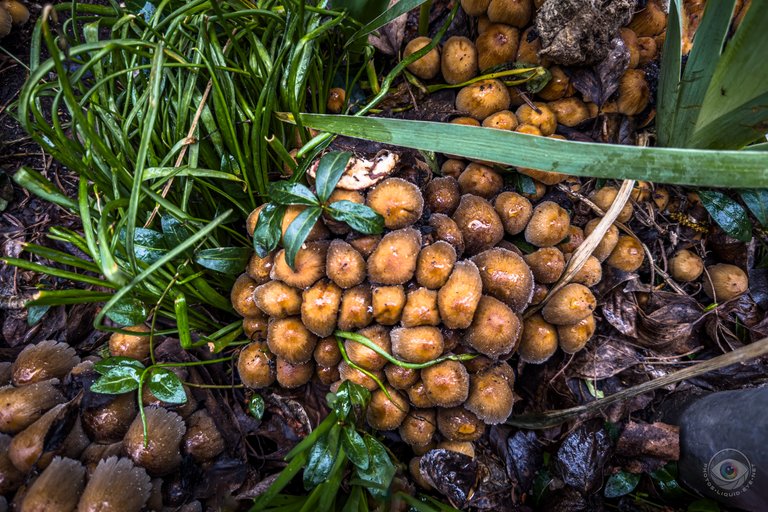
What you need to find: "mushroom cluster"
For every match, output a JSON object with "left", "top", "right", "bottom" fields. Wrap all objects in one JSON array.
[
  {"left": 0, "top": 338, "right": 225, "bottom": 511},
  {"left": 0, "top": 0, "right": 29, "bottom": 39}
]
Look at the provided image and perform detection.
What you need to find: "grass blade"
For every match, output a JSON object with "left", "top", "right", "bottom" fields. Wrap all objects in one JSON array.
[
  {"left": 287, "top": 114, "right": 768, "bottom": 188},
  {"left": 656, "top": 0, "right": 683, "bottom": 147}
]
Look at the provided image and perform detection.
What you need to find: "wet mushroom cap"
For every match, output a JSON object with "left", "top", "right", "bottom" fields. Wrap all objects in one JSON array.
[
  {"left": 518, "top": 314, "right": 559, "bottom": 364},
  {"left": 669, "top": 249, "right": 704, "bottom": 282},
  {"left": 271, "top": 241, "right": 329, "bottom": 289},
  {"left": 366, "top": 386, "right": 410, "bottom": 431},
  {"left": 605, "top": 235, "right": 645, "bottom": 272},
  {"left": 267, "top": 317, "right": 317, "bottom": 364},
  {"left": 420, "top": 360, "right": 470, "bottom": 408},
  {"left": 464, "top": 367, "right": 515, "bottom": 424},
  {"left": 12, "top": 340, "right": 80, "bottom": 386},
  {"left": 472, "top": 247, "right": 534, "bottom": 313},
  {"left": 464, "top": 295, "right": 522, "bottom": 358},
  {"left": 541, "top": 283, "right": 596, "bottom": 325},
  {"left": 345, "top": 324, "right": 391, "bottom": 371},
  {"left": 20, "top": 457, "right": 85, "bottom": 512},
  {"left": 524, "top": 201, "right": 570, "bottom": 247},
  {"left": 401, "top": 287, "right": 441, "bottom": 327},
  {"left": 441, "top": 36, "right": 478, "bottom": 85},
  {"left": 494, "top": 191, "right": 533, "bottom": 236},
  {"left": 557, "top": 314, "right": 596, "bottom": 353},
  {"left": 253, "top": 280, "right": 302, "bottom": 318},
  {"left": 301, "top": 279, "right": 342, "bottom": 337},
  {"left": 372, "top": 285, "right": 407, "bottom": 325},
  {"left": 326, "top": 239, "right": 367, "bottom": 289},
  {"left": 391, "top": 326, "right": 445, "bottom": 364},
  {"left": 437, "top": 260, "right": 483, "bottom": 329},
  {"left": 399, "top": 408, "right": 436, "bottom": 448},
  {"left": 436, "top": 407, "right": 485, "bottom": 442},
  {"left": 367, "top": 228, "right": 422, "bottom": 285},
  {"left": 366, "top": 177, "right": 425, "bottom": 229},
  {"left": 703, "top": 264, "right": 749, "bottom": 302},
  {"left": 416, "top": 241, "right": 457, "bottom": 290},
  {"left": 123, "top": 407, "right": 185, "bottom": 476},
  {"left": 403, "top": 36, "right": 441, "bottom": 80}
]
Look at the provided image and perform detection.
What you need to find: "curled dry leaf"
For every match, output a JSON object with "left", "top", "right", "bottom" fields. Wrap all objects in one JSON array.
[
  {"left": 308, "top": 151, "right": 399, "bottom": 191},
  {"left": 601, "top": 289, "right": 638, "bottom": 337},
  {"left": 637, "top": 292, "right": 703, "bottom": 352},
  {"left": 570, "top": 337, "right": 640, "bottom": 380},
  {"left": 419, "top": 448, "right": 485, "bottom": 509},
  {"left": 568, "top": 36, "right": 631, "bottom": 106}
]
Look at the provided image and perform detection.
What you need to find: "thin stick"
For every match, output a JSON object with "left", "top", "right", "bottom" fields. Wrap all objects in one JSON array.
[{"left": 507, "top": 335, "right": 768, "bottom": 429}]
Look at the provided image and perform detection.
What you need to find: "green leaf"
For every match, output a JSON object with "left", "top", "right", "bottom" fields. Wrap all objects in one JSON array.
[
  {"left": 283, "top": 206, "right": 323, "bottom": 269},
  {"left": 13, "top": 167, "right": 77, "bottom": 210},
  {"left": 331, "top": 0, "right": 389, "bottom": 24},
  {"left": 603, "top": 470, "right": 640, "bottom": 498},
  {"left": 120, "top": 227, "right": 168, "bottom": 264},
  {"left": 248, "top": 395, "right": 265, "bottom": 419},
  {"left": 93, "top": 356, "right": 146, "bottom": 375},
  {"left": 314, "top": 151, "right": 352, "bottom": 203},
  {"left": 650, "top": 463, "right": 686, "bottom": 499},
  {"left": 740, "top": 189, "right": 768, "bottom": 226},
  {"left": 699, "top": 190, "right": 753, "bottom": 242},
  {"left": 194, "top": 247, "right": 252, "bottom": 274},
  {"left": 161, "top": 216, "right": 194, "bottom": 248},
  {"left": 288, "top": 114, "right": 768, "bottom": 188},
  {"left": 657, "top": 0, "right": 683, "bottom": 147},
  {"left": 253, "top": 203, "right": 286, "bottom": 258},
  {"left": 355, "top": 435, "right": 395, "bottom": 500},
  {"left": 27, "top": 305, "right": 50, "bottom": 326},
  {"left": 105, "top": 295, "right": 148, "bottom": 326},
  {"left": 268, "top": 182, "right": 319, "bottom": 207},
  {"left": 304, "top": 427, "right": 340, "bottom": 490},
  {"left": 326, "top": 200, "right": 384, "bottom": 234},
  {"left": 343, "top": 426, "right": 370, "bottom": 470},
  {"left": 90, "top": 365, "right": 143, "bottom": 394},
  {"left": 148, "top": 368, "right": 187, "bottom": 404}
]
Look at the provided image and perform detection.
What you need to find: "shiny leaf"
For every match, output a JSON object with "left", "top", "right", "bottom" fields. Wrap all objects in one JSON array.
[
  {"left": 268, "top": 181, "right": 319, "bottom": 206},
  {"left": 304, "top": 427, "right": 339, "bottom": 489},
  {"left": 161, "top": 215, "right": 194, "bottom": 248},
  {"left": 248, "top": 395, "right": 265, "bottom": 419},
  {"left": 148, "top": 368, "right": 187, "bottom": 404},
  {"left": 105, "top": 295, "right": 148, "bottom": 326},
  {"left": 253, "top": 203, "right": 286, "bottom": 258},
  {"left": 343, "top": 426, "right": 370, "bottom": 470},
  {"left": 194, "top": 247, "right": 252, "bottom": 274},
  {"left": 90, "top": 365, "right": 142, "bottom": 394},
  {"left": 120, "top": 227, "right": 168, "bottom": 264},
  {"left": 283, "top": 206, "right": 323, "bottom": 269},
  {"left": 604, "top": 470, "right": 640, "bottom": 498},
  {"left": 326, "top": 200, "right": 384, "bottom": 234},
  {"left": 93, "top": 356, "right": 146, "bottom": 375},
  {"left": 740, "top": 189, "right": 768, "bottom": 226},
  {"left": 699, "top": 190, "right": 752, "bottom": 242},
  {"left": 356, "top": 435, "right": 395, "bottom": 499},
  {"left": 314, "top": 151, "right": 352, "bottom": 203}
]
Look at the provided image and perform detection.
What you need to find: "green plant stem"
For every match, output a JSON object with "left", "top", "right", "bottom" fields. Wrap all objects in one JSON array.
[
  {"left": 425, "top": 66, "right": 545, "bottom": 93},
  {"left": 418, "top": 0, "right": 432, "bottom": 36}
]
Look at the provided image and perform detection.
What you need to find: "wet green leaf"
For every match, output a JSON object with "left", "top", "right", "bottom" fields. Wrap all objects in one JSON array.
[
  {"left": 651, "top": 463, "right": 686, "bottom": 499},
  {"left": 283, "top": 206, "right": 322, "bottom": 269},
  {"left": 268, "top": 182, "right": 319, "bottom": 207},
  {"left": 120, "top": 227, "right": 168, "bottom": 264},
  {"left": 194, "top": 247, "right": 252, "bottom": 274},
  {"left": 314, "top": 151, "right": 352, "bottom": 203},
  {"left": 356, "top": 435, "right": 395, "bottom": 500},
  {"left": 148, "top": 368, "right": 187, "bottom": 404},
  {"left": 105, "top": 295, "right": 148, "bottom": 326},
  {"left": 161, "top": 215, "right": 194, "bottom": 248},
  {"left": 248, "top": 395, "right": 265, "bottom": 419},
  {"left": 699, "top": 190, "right": 752, "bottom": 242},
  {"left": 740, "top": 189, "right": 768, "bottom": 226},
  {"left": 604, "top": 470, "right": 640, "bottom": 498},
  {"left": 90, "top": 365, "right": 142, "bottom": 394},
  {"left": 253, "top": 203, "right": 286, "bottom": 258},
  {"left": 13, "top": 167, "right": 77, "bottom": 210},
  {"left": 326, "top": 200, "right": 384, "bottom": 234},
  {"left": 343, "top": 426, "right": 370, "bottom": 470},
  {"left": 93, "top": 356, "right": 146, "bottom": 375},
  {"left": 304, "top": 427, "right": 340, "bottom": 489}
]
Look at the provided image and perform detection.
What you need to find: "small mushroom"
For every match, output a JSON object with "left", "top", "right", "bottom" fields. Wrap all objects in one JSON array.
[
  {"left": 366, "top": 177, "right": 424, "bottom": 229},
  {"left": 436, "top": 407, "right": 485, "bottom": 442},
  {"left": 253, "top": 280, "right": 302, "bottom": 318},
  {"left": 12, "top": 340, "right": 80, "bottom": 386},
  {"left": 472, "top": 247, "right": 534, "bottom": 312},
  {"left": 541, "top": 283, "right": 596, "bottom": 325},
  {"left": 301, "top": 279, "right": 342, "bottom": 337},
  {"left": 464, "top": 296, "right": 521, "bottom": 358},
  {"left": 703, "top": 264, "right": 749, "bottom": 302},
  {"left": 416, "top": 241, "right": 457, "bottom": 290},
  {"left": 77, "top": 456, "right": 151, "bottom": 512},
  {"left": 525, "top": 201, "right": 570, "bottom": 247},
  {"left": 20, "top": 457, "right": 85, "bottom": 512},
  {"left": 123, "top": 407, "right": 185, "bottom": 476},
  {"left": 391, "top": 326, "right": 444, "bottom": 364},
  {"left": 367, "top": 228, "right": 422, "bottom": 285},
  {"left": 267, "top": 317, "right": 317, "bottom": 364},
  {"left": 437, "top": 260, "right": 483, "bottom": 329},
  {"left": 366, "top": 386, "right": 409, "bottom": 431},
  {"left": 403, "top": 37, "right": 441, "bottom": 80},
  {"left": 421, "top": 360, "right": 470, "bottom": 408},
  {"left": 372, "top": 285, "right": 407, "bottom": 325},
  {"left": 401, "top": 288, "right": 441, "bottom": 327},
  {"left": 518, "top": 314, "right": 559, "bottom": 363},
  {"left": 271, "top": 241, "right": 329, "bottom": 289},
  {"left": 238, "top": 341, "right": 276, "bottom": 389},
  {"left": 441, "top": 36, "right": 478, "bottom": 85}
]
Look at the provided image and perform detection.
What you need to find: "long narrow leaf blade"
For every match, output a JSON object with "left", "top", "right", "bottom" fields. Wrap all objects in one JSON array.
[
  {"left": 657, "top": 0, "right": 683, "bottom": 147},
  {"left": 288, "top": 114, "right": 768, "bottom": 188}
]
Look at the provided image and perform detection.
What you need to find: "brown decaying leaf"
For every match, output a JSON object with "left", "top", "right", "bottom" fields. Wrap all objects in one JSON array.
[
  {"left": 570, "top": 337, "right": 640, "bottom": 380},
  {"left": 568, "top": 36, "right": 630, "bottom": 106},
  {"left": 554, "top": 421, "right": 611, "bottom": 493},
  {"left": 616, "top": 421, "right": 680, "bottom": 461},
  {"left": 637, "top": 292, "right": 703, "bottom": 352}
]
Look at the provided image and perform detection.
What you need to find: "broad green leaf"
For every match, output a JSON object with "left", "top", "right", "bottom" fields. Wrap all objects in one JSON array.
[
  {"left": 740, "top": 189, "right": 768, "bottom": 226},
  {"left": 332, "top": 381, "right": 353, "bottom": 419},
  {"left": 253, "top": 203, "right": 286, "bottom": 258},
  {"left": 668, "top": 0, "right": 737, "bottom": 147},
  {"left": 289, "top": 114, "right": 768, "bottom": 188},
  {"left": 343, "top": 426, "right": 370, "bottom": 470},
  {"left": 603, "top": 470, "right": 640, "bottom": 498},
  {"left": 651, "top": 463, "right": 686, "bottom": 499},
  {"left": 148, "top": 368, "right": 187, "bottom": 404},
  {"left": 699, "top": 190, "right": 752, "bottom": 242},
  {"left": 248, "top": 395, "right": 265, "bottom": 419},
  {"left": 93, "top": 356, "right": 146, "bottom": 375},
  {"left": 27, "top": 305, "right": 50, "bottom": 326},
  {"left": 314, "top": 151, "right": 352, "bottom": 203},
  {"left": 657, "top": 0, "right": 683, "bottom": 147},
  {"left": 105, "top": 295, "right": 148, "bottom": 326},
  {"left": 283, "top": 206, "right": 323, "bottom": 269},
  {"left": 194, "top": 247, "right": 252, "bottom": 274},
  {"left": 356, "top": 435, "right": 395, "bottom": 500},
  {"left": 119, "top": 227, "right": 167, "bottom": 264},
  {"left": 90, "top": 365, "right": 142, "bottom": 394},
  {"left": 303, "top": 427, "right": 339, "bottom": 490},
  {"left": 161, "top": 216, "right": 194, "bottom": 248},
  {"left": 693, "top": 0, "right": 768, "bottom": 149},
  {"left": 327, "top": 200, "right": 384, "bottom": 234},
  {"left": 13, "top": 167, "right": 77, "bottom": 210},
  {"left": 268, "top": 182, "right": 319, "bottom": 207}
]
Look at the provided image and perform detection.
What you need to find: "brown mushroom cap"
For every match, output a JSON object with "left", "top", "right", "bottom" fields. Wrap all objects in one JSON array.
[
  {"left": 703, "top": 264, "right": 749, "bottom": 302},
  {"left": 326, "top": 87, "right": 346, "bottom": 114},
  {"left": 424, "top": 176, "right": 461, "bottom": 215},
  {"left": 399, "top": 408, "right": 436, "bottom": 448},
  {"left": 460, "top": 0, "right": 492, "bottom": 16},
  {"left": 455, "top": 79, "right": 511, "bottom": 120},
  {"left": 0, "top": 380, "right": 65, "bottom": 434},
  {"left": 123, "top": 407, "right": 185, "bottom": 476},
  {"left": 494, "top": 191, "right": 533, "bottom": 236},
  {"left": 391, "top": 326, "right": 444, "bottom": 363},
  {"left": 271, "top": 241, "right": 329, "bottom": 289},
  {"left": 238, "top": 341, "right": 276, "bottom": 389},
  {"left": 326, "top": 239, "right": 367, "bottom": 289},
  {"left": 316, "top": 364, "right": 341, "bottom": 385},
  {"left": 437, "top": 260, "right": 483, "bottom": 329},
  {"left": 421, "top": 360, "right": 470, "bottom": 408},
  {"left": 548, "top": 97, "right": 591, "bottom": 127},
  {"left": 314, "top": 337, "right": 342, "bottom": 367},
  {"left": 267, "top": 317, "right": 317, "bottom": 364},
  {"left": 487, "top": 0, "right": 532, "bottom": 27},
  {"left": 416, "top": 241, "right": 458, "bottom": 290},
  {"left": 605, "top": 235, "right": 645, "bottom": 272},
  {"left": 457, "top": 163, "right": 504, "bottom": 198},
  {"left": 538, "top": 65, "right": 570, "bottom": 101},
  {"left": 558, "top": 225, "right": 585, "bottom": 254},
  {"left": 366, "top": 386, "right": 410, "bottom": 431},
  {"left": 429, "top": 213, "right": 466, "bottom": 256},
  {"left": 441, "top": 36, "right": 478, "bottom": 85},
  {"left": 231, "top": 273, "right": 261, "bottom": 317},
  {"left": 525, "top": 201, "right": 570, "bottom": 247},
  {"left": 557, "top": 314, "right": 596, "bottom": 353},
  {"left": 276, "top": 358, "right": 314, "bottom": 389},
  {"left": 401, "top": 288, "right": 441, "bottom": 327},
  {"left": 584, "top": 218, "right": 620, "bottom": 262},
  {"left": 476, "top": 24, "right": 520, "bottom": 71},
  {"left": 669, "top": 249, "right": 704, "bottom": 282},
  {"left": 325, "top": 189, "right": 365, "bottom": 235},
  {"left": 337, "top": 362, "right": 383, "bottom": 391},
  {"left": 437, "top": 441, "right": 476, "bottom": 458},
  {"left": 542, "top": 283, "right": 597, "bottom": 325},
  {"left": 345, "top": 324, "right": 391, "bottom": 371},
  {"left": 569, "top": 254, "right": 603, "bottom": 287},
  {"left": 20, "top": 457, "right": 86, "bottom": 512},
  {"left": 440, "top": 159, "right": 467, "bottom": 179},
  {"left": 366, "top": 177, "right": 425, "bottom": 229},
  {"left": 524, "top": 247, "right": 566, "bottom": 284},
  {"left": 372, "top": 285, "right": 407, "bottom": 325},
  {"left": 367, "top": 228, "right": 422, "bottom": 285},
  {"left": 338, "top": 284, "right": 373, "bottom": 331},
  {"left": 77, "top": 457, "right": 151, "bottom": 512},
  {"left": 253, "top": 280, "right": 302, "bottom": 318},
  {"left": 590, "top": 186, "right": 633, "bottom": 223},
  {"left": 245, "top": 252, "right": 275, "bottom": 284},
  {"left": 9, "top": 403, "right": 66, "bottom": 473},
  {"left": 183, "top": 410, "right": 225, "bottom": 462},
  {"left": 453, "top": 193, "right": 505, "bottom": 256},
  {"left": 436, "top": 407, "right": 485, "bottom": 442},
  {"left": 0, "top": 433, "right": 24, "bottom": 494},
  {"left": 472, "top": 247, "right": 534, "bottom": 312},
  {"left": 346, "top": 233, "right": 382, "bottom": 258},
  {"left": 12, "top": 340, "right": 80, "bottom": 386},
  {"left": 465, "top": 295, "right": 522, "bottom": 358},
  {"left": 518, "top": 314, "right": 559, "bottom": 363},
  {"left": 464, "top": 367, "right": 515, "bottom": 424},
  {"left": 384, "top": 364, "right": 420, "bottom": 390},
  {"left": 407, "top": 381, "right": 436, "bottom": 408},
  {"left": 617, "top": 69, "right": 650, "bottom": 116},
  {"left": 301, "top": 279, "right": 342, "bottom": 337},
  {"left": 82, "top": 393, "right": 137, "bottom": 443},
  {"left": 515, "top": 102, "right": 557, "bottom": 136},
  {"left": 482, "top": 109, "right": 519, "bottom": 131},
  {"left": 404, "top": 37, "right": 441, "bottom": 80}
]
